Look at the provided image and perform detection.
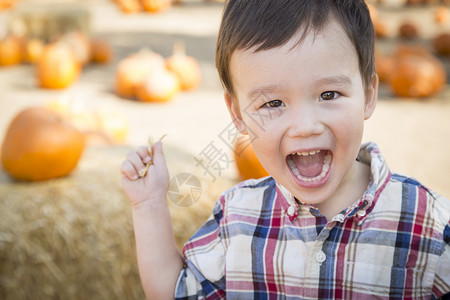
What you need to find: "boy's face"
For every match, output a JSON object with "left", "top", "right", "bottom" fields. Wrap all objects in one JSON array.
[{"left": 225, "top": 20, "right": 378, "bottom": 208}]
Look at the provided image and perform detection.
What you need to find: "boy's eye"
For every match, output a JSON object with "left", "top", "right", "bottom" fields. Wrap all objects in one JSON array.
[
  {"left": 320, "top": 91, "right": 339, "bottom": 101},
  {"left": 262, "top": 100, "right": 285, "bottom": 108}
]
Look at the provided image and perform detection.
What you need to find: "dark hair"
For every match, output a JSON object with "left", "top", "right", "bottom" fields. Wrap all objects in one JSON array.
[{"left": 216, "top": 0, "right": 375, "bottom": 97}]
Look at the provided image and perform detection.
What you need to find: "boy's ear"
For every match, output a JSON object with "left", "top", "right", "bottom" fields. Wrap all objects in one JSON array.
[
  {"left": 224, "top": 92, "right": 248, "bottom": 135},
  {"left": 364, "top": 74, "right": 378, "bottom": 120}
]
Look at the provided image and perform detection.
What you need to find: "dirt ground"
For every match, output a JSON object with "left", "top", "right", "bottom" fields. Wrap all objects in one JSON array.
[{"left": 0, "top": 0, "right": 449, "bottom": 199}]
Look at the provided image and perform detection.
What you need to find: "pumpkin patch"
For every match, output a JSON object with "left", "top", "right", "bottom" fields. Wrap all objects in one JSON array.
[{"left": 115, "top": 43, "right": 201, "bottom": 102}]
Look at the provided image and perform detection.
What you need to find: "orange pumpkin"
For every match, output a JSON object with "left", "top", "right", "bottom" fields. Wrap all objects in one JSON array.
[
  {"left": 37, "top": 42, "right": 81, "bottom": 89},
  {"left": 388, "top": 49, "right": 446, "bottom": 98},
  {"left": 1, "top": 107, "right": 85, "bottom": 181},
  {"left": 234, "top": 135, "right": 269, "bottom": 180},
  {"left": 90, "top": 39, "right": 113, "bottom": 64},
  {"left": 141, "top": 0, "right": 171, "bottom": 13},
  {"left": 0, "top": 35, "right": 23, "bottom": 66},
  {"left": 25, "top": 38, "right": 45, "bottom": 64},
  {"left": 166, "top": 41, "right": 201, "bottom": 91},
  {"left": 136, "top": 67, "right": 180, "bottom": 102},
  {"left": 115, "top": 50, "right": 165, "bottom": 98}
]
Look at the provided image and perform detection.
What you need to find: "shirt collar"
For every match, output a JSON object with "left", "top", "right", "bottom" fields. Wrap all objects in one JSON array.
[{"left": 276, "top": 142, "right": 391, "bottom": 224}]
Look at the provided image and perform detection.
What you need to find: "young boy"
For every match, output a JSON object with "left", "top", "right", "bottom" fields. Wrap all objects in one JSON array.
[{"left": 120, "top": 0, "right": 450, "bottom": 298}]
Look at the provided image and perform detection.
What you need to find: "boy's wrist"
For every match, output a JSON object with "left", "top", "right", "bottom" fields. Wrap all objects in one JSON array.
[{"left": 131, "top": 194, "right": 169, "bottom": 212}]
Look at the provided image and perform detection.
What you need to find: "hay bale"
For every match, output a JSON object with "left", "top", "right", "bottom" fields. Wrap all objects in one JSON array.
[{"left": 0, "top": 143, "right": 237, "bottom": 300}]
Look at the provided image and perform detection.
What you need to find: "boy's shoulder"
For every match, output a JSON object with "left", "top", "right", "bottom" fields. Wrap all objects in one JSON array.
[
  {"left": 222, "top": 176, "right": 276, "bottom": 196},
  {"left": 389, "top": 172, "right": 448, "bottom": 203},
  {"left": 218, "top": 176, "right": 278, "bottom": 208},
  {"left": 390, "top": 173, "right": 432, "bottom": 191},
  {"left": 383, "top": 172, "right": 450, "bottom": 228}
]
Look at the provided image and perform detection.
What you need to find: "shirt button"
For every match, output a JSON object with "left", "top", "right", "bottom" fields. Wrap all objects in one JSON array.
[
  {"left": 357, "top": 210, "right": 366, "bottom": 217},
  {"left": 335, "top": 214, "right": 345, "bottom": 222},
  {"left": 316, "top": 251, "right": 326, "bottom": 263},
  {"left": 287, "top": 205, "right": 296, "bottom": 216}
]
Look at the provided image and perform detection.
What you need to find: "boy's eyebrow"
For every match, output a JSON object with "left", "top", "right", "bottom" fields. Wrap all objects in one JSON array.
[
  {"left": 247, "top": 84, "right": 283, "bottom": 101},
  {"left": 315, "top": 75, "right": 353, "bottom": 88}
]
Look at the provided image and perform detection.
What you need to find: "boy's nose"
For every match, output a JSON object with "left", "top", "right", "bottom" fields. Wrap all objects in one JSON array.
[{"left": 286, "top": 104, "right": 325, "bottom": 138}]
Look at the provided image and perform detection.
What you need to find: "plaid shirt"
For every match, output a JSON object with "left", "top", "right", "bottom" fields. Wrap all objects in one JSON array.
[{"left": 174, "top": 143, "right": 450, "bottom": 299}]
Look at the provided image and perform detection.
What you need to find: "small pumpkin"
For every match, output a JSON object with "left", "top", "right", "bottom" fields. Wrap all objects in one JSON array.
[
  {"left": 433, "top": 33, "right": 450, "bottom": 56},
  {"left": 1, "top": 107, "right": 85, "bottom": 181},
  {"left": 90, "top": 39, "right": 113, "bottom": 64},
  {"left": 388, "top": 48, "right": 446, "bottom": 98},
  {"left": 37, "top": 42, "right": 81, "bottom": 89},
  {"left": 115, "top": 49, "right": 165, "bottom": 98},
  {"left": 398, "top": 21, "right": 419, "bottom": 39},
  {"left": 25, "top": 38, "right": 45, "bottom": 64},
  {"left": 435, "top": 6, "right": 449, "bottom": 25},
  {"left": 135, "top": 67, "right": 180, "bottom": 102},
  {"left": 0, "top": 34, "right": 23, "bottom": 66},
  {"left": 234, "top": 135, "right": 269, "bottom": 180},
  {"left": 166, "top": 41, "right": 202, "bottom": 91},
  {"left": 141, "top": 0, "right": 172, "bottom": 13}
]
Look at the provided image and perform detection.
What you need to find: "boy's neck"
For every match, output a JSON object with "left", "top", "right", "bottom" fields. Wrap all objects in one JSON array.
[{"left": 315, "top": 160, "right": 371, "bottom": 221}]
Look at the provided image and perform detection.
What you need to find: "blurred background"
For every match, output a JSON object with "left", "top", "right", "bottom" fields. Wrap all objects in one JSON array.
[{"left": 0, "top": 0, "right": 449, "bottom": 299}]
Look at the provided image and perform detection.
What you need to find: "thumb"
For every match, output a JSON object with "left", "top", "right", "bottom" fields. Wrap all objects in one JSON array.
[{"left": 151, "top": 141, "right": 167, "bottom": 168}]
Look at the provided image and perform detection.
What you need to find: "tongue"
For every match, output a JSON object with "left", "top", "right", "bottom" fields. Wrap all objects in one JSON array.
[{"left": 291, "top": 151, "right": 326, "bottom": 177}]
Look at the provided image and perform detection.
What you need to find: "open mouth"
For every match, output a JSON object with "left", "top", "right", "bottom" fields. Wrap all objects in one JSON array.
[{"left": 286, "top": 150, "right": 332, "bottom": 185}]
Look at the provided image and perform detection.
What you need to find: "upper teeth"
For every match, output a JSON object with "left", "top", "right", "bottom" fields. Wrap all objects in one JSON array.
[
  {"left": 296, "top": 150, "right": 320, "bottom": 156},
  {"left": 287, "top": 152, "right": 332, "bottom": 183}
]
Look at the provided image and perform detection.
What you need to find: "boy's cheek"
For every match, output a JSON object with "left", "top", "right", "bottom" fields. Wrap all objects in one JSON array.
[{"left": 242, "top": 110, "right": 284, "bottom": 134}]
